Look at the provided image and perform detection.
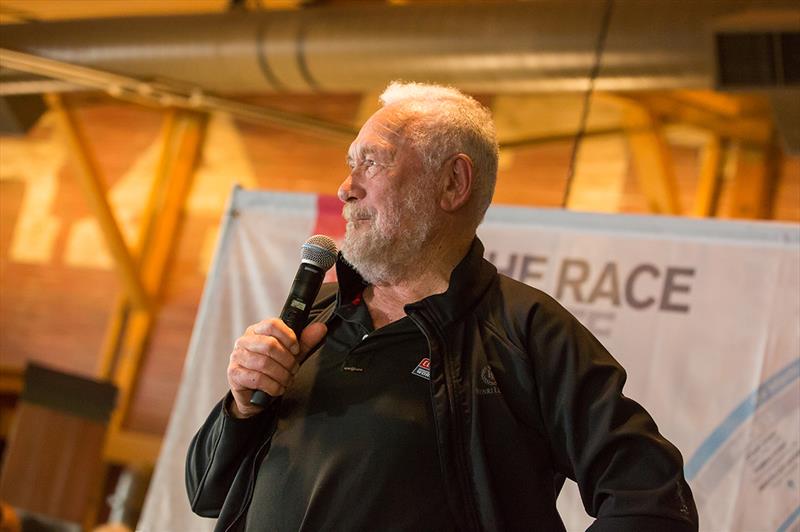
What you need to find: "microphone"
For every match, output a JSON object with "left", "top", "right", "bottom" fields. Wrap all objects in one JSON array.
[{"left": 250, "top": 234, "right": 338, "bottom": 407}]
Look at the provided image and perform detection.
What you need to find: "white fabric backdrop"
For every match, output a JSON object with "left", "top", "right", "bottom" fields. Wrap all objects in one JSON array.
[{"left": 139, "top": 187, "right": 800, "bottom": 532}]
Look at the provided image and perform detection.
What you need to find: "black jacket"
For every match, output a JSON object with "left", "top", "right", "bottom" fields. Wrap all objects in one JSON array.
[{"left": 186, "top": 238, "right": 698, "bottom": 531}]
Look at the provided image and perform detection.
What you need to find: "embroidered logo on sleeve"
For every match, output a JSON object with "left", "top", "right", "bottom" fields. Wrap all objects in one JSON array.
[
  {"left": 477, "top": 365, "right": 501, "bottom": 395},
  {"left": 412, "top": 357, "right": 431, "bottom": 380}
]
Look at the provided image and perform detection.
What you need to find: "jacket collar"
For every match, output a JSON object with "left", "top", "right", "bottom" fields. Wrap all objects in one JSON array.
[
  {"left": 334, "top": 236, "right": 498, "bottom": 327},
  {"left": 405, "top": 236, "right": 497, "bottom": 326},
  {"left": 334, "top": 254, "right": 370, "bottom": 308}
]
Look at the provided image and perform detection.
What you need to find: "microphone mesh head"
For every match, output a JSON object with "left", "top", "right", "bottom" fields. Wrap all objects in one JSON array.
[{"left": 301, "top": 234, "right": 338, "bottom": 271}]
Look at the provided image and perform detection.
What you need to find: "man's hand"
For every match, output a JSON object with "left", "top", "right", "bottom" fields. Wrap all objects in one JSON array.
[{"left": 227, "top": 319, "right": 327, "bottom": 418}]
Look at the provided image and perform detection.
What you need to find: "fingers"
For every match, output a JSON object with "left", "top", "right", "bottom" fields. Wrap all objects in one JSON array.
[
  {"left": 228, "top": 363, "right": 288, "bottom": 398},
  {"left": 235, "top": 335, "right": 297, "bottom": 375},
  {"left": 250, "top": 318, "right": 299, "bottom": 355},
  {"left": 227, "top": 318, "right": 329, "bottom": 417},
  {"left": 229, "top": 335, "right": 297, "bottom": 388},
  {"left": 228, "top": 350, "right": 291, "bottom": 418},
  {"left": 227, "top": 318, "right": 303, "bottom": 415}
]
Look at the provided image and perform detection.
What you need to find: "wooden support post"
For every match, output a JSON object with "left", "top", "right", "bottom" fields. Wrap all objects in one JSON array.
[
  {"left": 727, "top": 137, "right": 779, "bottom": 220},
  {"left": 103, "top": 110, "right": 208, "bottom": 464},
  {"left": 624, "top": 104, "right": 682, "bottom": 215},
  {"left": 96, "top": 111, "right": 178, "bottom": 379},
  {"left": 139, "top": 111, "right": 208, "bottom": 297},
  {"left": 46, "top": 93, "right": 151, "bottom": 310},
  {"left": 96, "top": 298, "right": 130, "bottom": 380},
  {"left": 692, "top": 135, "right": 726, "bottom": 217}
]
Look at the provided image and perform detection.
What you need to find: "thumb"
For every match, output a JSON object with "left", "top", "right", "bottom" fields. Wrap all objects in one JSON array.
[{"left": 299, "top": 322, "right": 327, "bottom": 356}]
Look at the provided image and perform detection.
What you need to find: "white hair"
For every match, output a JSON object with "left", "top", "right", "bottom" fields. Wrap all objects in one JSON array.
[{"left": 378, "top": 81, "right": 499, "bottom": 226}]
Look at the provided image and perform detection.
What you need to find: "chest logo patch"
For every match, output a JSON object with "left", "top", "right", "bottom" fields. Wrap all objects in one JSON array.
[{"left": 412, "top": 357, "right": 431, "bottom": 380}]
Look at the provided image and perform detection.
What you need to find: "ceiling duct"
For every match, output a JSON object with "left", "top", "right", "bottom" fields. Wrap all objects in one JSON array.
[
  {"left": 713, "top": 9, "right": 800, "bottom": 89},
  {"left": 1, "top": 1, "right": 798, "bottom": 95},
  {"left": 715, "top": 31, "right": 799, "bottom": 88},
  {"left": 712, "top": 9, "right": 800, "bottom": 154}
]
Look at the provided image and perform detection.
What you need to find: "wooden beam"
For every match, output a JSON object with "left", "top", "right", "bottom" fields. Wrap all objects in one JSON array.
[
  {"left": 624, "top": 103, "right": 681, "bottom": 215},
  {"left": 140, "top": 111, "right": 208, "bottom": 297},
  {"left": 96, "top": 298, "right": 129, "bottom": 379},
  {"left": 670, "top": 90, "right": 743, "bottom": 117},
  {"left": 0, "top": 0, "right": 227, "bottom": 22},
  {"left": 107, "top": 310, "right": 154, "bottom": 440},
  {"left": 626, "top": 92, "right": 772, "bottom": 146},
  {"left": 692, "top": 135, "right": 726, "bottom": 217},
  {"left": 139, "top": 110, "right": 180, "bottom": 263},
  {"left": 97, "top": 111, "right": 178, "bottom": 379},
  {"left": 46, "top": 93, "right": 151, "bottom": 310},
  {"left": 499, "top": 127, "right": 629, "bottom": 150},
  {"left": 104, "top": 430, "right": 162, "bottom": 466},
  {"left": 727, "top": 138, "right": 780, "bottom": 219},
  {"left": 494, "top": 93, "right": 625, "bottom": 149},
  {"left": 104, "top": 110, "right": 208, "bottom": 462},
  {"left": 5, "top": 49, "right": 356, "bottom": 143}
]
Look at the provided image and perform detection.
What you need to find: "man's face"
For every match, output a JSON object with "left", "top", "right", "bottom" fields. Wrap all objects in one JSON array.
[{"left": 338, "top": 107, "right": 440, "bottom": 284}]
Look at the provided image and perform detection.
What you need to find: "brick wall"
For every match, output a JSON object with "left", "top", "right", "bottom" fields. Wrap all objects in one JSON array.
[{"left": 1, "top": 94, "right": 798, "bottom": 435}]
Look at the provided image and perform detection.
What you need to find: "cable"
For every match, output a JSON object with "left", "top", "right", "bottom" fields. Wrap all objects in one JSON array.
[{"left": 561, "top": 0, "right": 615, "bottom": 208}]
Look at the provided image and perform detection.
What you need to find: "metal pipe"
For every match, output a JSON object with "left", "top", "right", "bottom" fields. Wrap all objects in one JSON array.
[{"left": 2, "top": 1, "right": 796, "bottom": 94}]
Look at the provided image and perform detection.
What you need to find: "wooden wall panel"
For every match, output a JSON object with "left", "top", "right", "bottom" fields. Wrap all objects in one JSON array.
[{"left": 0, "top": 402, "right": 107, "bottom": 523}]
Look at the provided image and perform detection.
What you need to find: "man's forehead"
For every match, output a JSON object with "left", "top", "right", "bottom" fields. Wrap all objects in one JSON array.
[{"left": 348, "top": 109, "right": 408, "bottom": 157}]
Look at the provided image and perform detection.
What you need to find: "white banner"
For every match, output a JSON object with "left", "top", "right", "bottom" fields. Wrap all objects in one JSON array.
[{"left": 140, "top": 188, "right": 800, "bottom": 532}]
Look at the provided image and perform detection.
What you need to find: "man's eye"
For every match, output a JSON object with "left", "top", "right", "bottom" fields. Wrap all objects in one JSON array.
[{"left": 346, "top": 157, "right": 387, "bottom": 177}]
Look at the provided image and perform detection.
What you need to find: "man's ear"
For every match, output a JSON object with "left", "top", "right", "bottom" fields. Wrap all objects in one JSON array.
[{"left": 439, "top": 153, "right": 474, "bottom": 212}]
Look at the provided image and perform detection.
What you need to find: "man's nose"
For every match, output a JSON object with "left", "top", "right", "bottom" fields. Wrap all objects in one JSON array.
[{"left": 337, "top": 172, "right": 362, "bottom": 203}]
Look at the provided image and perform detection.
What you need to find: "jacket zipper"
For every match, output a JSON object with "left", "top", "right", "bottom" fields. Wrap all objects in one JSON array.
[
  {"left": 410, "top": 309, "right": 481, "bottom": 531},
  {"left": 411, "top": 314, "right": 450, "bottom": 518}
]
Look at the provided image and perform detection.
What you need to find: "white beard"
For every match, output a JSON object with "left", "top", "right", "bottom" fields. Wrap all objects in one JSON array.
[{"left": 341, "top": 186, "right": 438, "bottom": 285}]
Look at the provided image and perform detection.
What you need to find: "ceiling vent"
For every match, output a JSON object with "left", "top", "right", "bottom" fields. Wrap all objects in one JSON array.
[
  {"left": 713, "top": 10, "right": 800, "bottom": 155},
  {"left": 715, "top": 31, "right": 800, "bottom": 88}
]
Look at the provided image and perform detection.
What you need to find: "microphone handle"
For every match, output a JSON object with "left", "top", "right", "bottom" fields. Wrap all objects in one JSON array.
[{"left": 250, "top": 262, "right": 325, "bottom": 407}]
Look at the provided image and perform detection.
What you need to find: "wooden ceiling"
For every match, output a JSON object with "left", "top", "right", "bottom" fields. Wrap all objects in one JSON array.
[
  {"left": 0, "top": 0, "right": 790, "bottom": 218},
  {"left": 0, "top": 0, "right": 420, "bottom": 24}
]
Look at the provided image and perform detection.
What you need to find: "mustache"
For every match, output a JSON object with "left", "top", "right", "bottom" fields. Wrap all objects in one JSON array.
[{"left": 342, "top": 203, "right": 375, "bottom": 222}]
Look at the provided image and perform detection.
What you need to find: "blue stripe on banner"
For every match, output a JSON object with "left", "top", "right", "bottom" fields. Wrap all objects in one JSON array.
[
  {"left": 684, "top": 357, "right": 800, "bottom": 481},
  {"left": 777, "top": 505, "right": 800, "bottom": 532}
]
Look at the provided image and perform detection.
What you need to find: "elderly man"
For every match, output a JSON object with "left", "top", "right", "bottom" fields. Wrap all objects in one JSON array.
[{"left": 186, "top": 82, "right": 698, "bottom": 531}]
